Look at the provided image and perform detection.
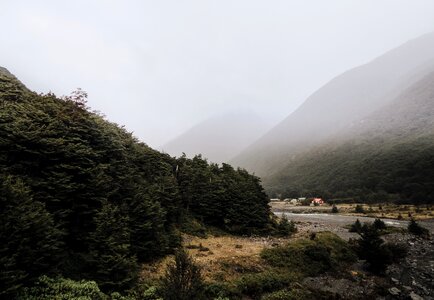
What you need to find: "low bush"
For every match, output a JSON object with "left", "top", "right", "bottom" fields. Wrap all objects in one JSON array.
[
  {"left": 160, "top": 249, "right": 205, "bottom": 300},
  {"left": 261, "top": 232, "right": 357, "bottom": 277},
  {"left": 348, "top": 219, "right": 362, "bottom": 233},
  {"left": 276, "top": 216, "right": 297, "bottom": 236},
  {"left": 354, "top": 224, "right": 407, "bottom": 274},
  {"left": 373, "top": 218, "right": 386, "bottom": 230},
  {"left": 383, "top": 243, "right": 408, "bottom": 261},
  {"left": 235, "top": 271, "right": 294, "bottom": 299},
  {"left": 17, "top": 276, "right": 107, "bottom": 300},
  {"left": 204, "top": 282, "right": 239, "bottom": 300},
  {"left": 181, "top": 218, "right": 208, "bottom": 238},
  {"left": 355, "top": 205, "right": 365, "bottom": 214},
  {"left": 408, "top": 219, "right": 430, "bottom": 238},
  {"left": 262, "top": 288, "right": 309, "bottom": 300},
  {"left": 331, "top": 205, "right": 339, "bottom": 213}
]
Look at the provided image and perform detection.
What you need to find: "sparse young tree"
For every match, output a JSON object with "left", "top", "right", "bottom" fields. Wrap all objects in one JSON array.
[
  {"left": 349, "top": 219, "right": 362, "bottom": 233},
  {"left": 161, "top": 249, "right": 205, "bottom": 300},
  {"left": 373, "top": 218, "right": 386, "bottom": 230},
  {"left": 408, "top": 218, "right": 429, "bottom": 238},
  {"left": 331, "top": 205, "right": 339, "bottom": 213},
  {"left": 355, "top": 204, "right": 365, "bottom": 214}
]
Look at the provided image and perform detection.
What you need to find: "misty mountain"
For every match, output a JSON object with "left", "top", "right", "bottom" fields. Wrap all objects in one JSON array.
[
  {"left": 162, "top": 112, "right": 272, "bottom": 163},
  {"left": 231, "top": 32, "right": 434, "bottom": 178},
  {"left": 264, "top": 70, "right": 434, "bottom": 203}
]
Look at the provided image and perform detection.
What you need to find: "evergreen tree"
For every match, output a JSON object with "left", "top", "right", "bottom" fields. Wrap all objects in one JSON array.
[
  {"left": 355, "top": 224, "right": 391, "bottom": 274},
  {"left": 373, "top": 218, "right": 386, "bottom": 230},
  {"left": 161, "top": 249, "right": 205, "bottom": 300},
  {"left": 128, "top": 191, "right": 170, "bottom": 261},
  {"left": 89, "top": 203, "right": 138, "bottom": 292},
  {"left": 408, "top": 218, "right": 429, "bottom": 237},
  {"left": 349, "top": 219, "right": 362, "bottom": 233},
  {"left": 0, "top": 175, "right": 63, "bottom": 298},
  {"left": 331, "top": 205, "right": 339, "bottom": 213}
]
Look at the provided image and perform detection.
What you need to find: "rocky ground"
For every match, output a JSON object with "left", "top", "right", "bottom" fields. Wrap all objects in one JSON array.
[
  {"left": 385, "top": 234, "right": 434, "bottom": 300},
  {"left": 142, "top": 213, "right": 433, "bottom": 299},
  {"left": 290, "top": 217, "right": 434, "bottom": 299}
]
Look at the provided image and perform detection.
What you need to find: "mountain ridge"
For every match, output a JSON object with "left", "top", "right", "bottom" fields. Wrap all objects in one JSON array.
[
  {"left": 231, "top": 31, "right": 434, "bottom": 178},
  {"left": 264, "top": 69, "right": 434, "bottom": 203},
  {"left": 162, "top": 111, "right": 272, "bottom": 163}
]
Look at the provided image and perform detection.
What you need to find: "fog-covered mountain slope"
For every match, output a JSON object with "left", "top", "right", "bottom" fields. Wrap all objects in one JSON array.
[
  {"left": 232, "top": 32, "right": 434, "bottom": 178},
  {"left": 162, "top": 112, "right": 272, "bottom": 163},
  {"left": 264, "top": 70, "right": 434, "bottom": 203}
]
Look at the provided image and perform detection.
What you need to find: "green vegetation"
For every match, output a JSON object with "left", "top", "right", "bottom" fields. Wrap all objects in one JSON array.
[
  {"left": 0, "top": 71, "right": 275, "bottom": 297},
  {"left": 348, "top": 219, "right": 362, "bottom": 233},
  {"left": 372, "top": 218, "right": 386, "bottom": 230},
  {"left": 261, "top": 232, "right": 357, "bottom": 277},
  {"left": 176, "top": 155, "right": 271, "bottom": 234},
  {"left": 276, "top": 216, "right": 297, "bottom": 236},
  {"left": 351, "top": 223, "right": 408, "bottom": 274},
  {"left": 17, "top": 276, "right": 107, "bottom": 300},
  {"left": 160, "top": 249, "right": 205, "bottom": 300},
  {"left": 217, "top": 232, "right": 358, "bottom": 299},
  {"left": 331, "top": 204, "right": 338, "bottom": 213},
  {"left": 348, "top": 218, "right": 405, "bottom": 236},
  {"left": 354, "top": 204, "right": 365, "bottom": 213},
  {"left": 235, "top": 272, "right": 295, "bottom": 299},
  {"left": 408, "top": 218, "right": 430, "bottom": 238},
  {"left": 264, "top": 71, "right": 434, "bottom": 205}
]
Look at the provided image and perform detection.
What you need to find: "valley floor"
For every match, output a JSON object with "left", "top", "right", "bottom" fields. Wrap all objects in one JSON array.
[
  {"left": 141, "top": 214, "right": 434, "bottom": 299},
  {"left": 271, "top": 202, "right": 434, "bottom": 221}
]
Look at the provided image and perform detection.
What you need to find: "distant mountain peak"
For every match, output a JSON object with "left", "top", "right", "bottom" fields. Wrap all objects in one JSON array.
[{"left": 161, "top": 111, "right": 273, "bottom": 163}]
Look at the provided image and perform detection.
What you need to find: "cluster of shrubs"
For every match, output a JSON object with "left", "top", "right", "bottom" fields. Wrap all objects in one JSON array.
[
  {"left": 408, "top": 218, "right": 430, "bottom": 238},
  {"left": 275, "top": 216, "right": 297, "bottom": 237},
  {"left": 19, "top": 249, "right": 218, "bottom": 300},
  {"left": 348, "top": 218, "right": 410, "bottom": 274}
]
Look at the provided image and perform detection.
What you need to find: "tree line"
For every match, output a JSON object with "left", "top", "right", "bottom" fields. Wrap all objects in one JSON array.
[{"left": 0, "top": 73, "right": 272, "bottom": 297}]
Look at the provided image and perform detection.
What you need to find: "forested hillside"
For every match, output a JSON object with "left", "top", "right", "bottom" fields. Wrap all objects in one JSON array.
[
  {"left": 265, "top": 71, "right": 434, "bottom": 204},
  {"left": 0, "top": 68, "right": 273, "bottom": 298}
]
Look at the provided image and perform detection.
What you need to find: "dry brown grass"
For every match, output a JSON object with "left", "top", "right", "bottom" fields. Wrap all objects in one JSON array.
[{"left": 140, "top": 234, "right": 291, "bottom": 282}]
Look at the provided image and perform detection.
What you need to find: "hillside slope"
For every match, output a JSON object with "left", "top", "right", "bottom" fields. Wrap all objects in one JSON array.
[
  {"left": 265, "top": 71, "right": 434, "bottom": 203},
  {"left": 0, "top": 67, "right": 273, "bottom": 297},
  {"left": 232, "top": 32, "right": 434, "bottom": 178},
  {"left": 162, "top": 112, "right": 271, "bottom": 164}
]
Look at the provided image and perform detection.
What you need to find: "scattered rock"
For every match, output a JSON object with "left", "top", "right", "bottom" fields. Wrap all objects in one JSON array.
[
  {"left": 403, "top": 285, "right": 413, "bottom": 292},
  {"left": 391, "top": 277, "right": 399, "bottom": 284},
  {"left": 409, "top": 291, "right": 424, "bottom": 300},
  {"left": 388, "top": 287, "right": 401, "bottom": 296}
]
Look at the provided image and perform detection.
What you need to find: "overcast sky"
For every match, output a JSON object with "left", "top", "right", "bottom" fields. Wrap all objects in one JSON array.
[{"left": 1, "top": 0, "right": 434, "bottom": 148}]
